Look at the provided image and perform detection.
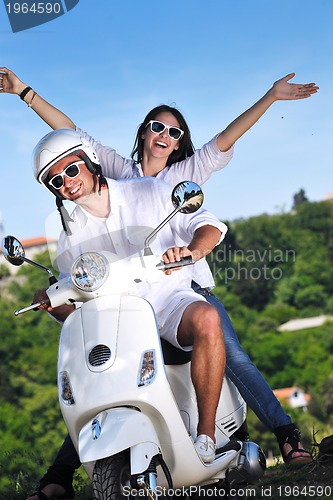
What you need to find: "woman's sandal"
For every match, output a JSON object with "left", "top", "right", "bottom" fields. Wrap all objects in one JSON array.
[
  {"left": 29, "top": 464, "right": 75, "bottom": 499},
  {"left": 31, "top": 493, "right": 49, "bottom": 500},
  {"left": 30, "top": 487, "right": 74, "bottom": 500},
  {"left": 30, "top": 489, "right": 73, "bottom": 500},
  {"left": 275, "top": 423, "right": 313, "bottom": 466}
]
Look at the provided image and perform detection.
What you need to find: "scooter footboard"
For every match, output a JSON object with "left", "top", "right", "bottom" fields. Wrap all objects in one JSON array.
[{"left": 78, "top": 407, "right": 161, "bottom": 474}]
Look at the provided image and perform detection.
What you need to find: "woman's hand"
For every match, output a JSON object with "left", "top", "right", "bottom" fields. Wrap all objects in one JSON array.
[
  {"left": 0, "top": 66, "right": 76, "bottom": 129},
  {"left": 270, "top": 73, "right": 319, "bottom": 101}
]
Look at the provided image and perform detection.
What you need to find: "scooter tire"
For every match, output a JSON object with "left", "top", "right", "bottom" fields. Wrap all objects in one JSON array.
[{"left": 92, "top": 451, "right": 157, "bottom": 499}]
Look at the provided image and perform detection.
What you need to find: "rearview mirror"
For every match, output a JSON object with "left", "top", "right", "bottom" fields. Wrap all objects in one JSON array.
[
  {"left": 171, "top": 181, "right": 204, "bottom": 214},
  {"left": 1, "top": 235, "right": 25, "bottom": 266},
  {"left": 1, "top": 234, "right": 57, "bottom": 283},
  {"left": 144, "top": 181, "right": 204, "bottom": 255}
]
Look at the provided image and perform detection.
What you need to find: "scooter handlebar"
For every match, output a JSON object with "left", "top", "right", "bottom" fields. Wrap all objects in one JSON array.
[
  {"left": 156, "top": 255, "right": 195, "bottom": 271},
  {"left": 12, "top": 256, "right": 195, "bottom": 316},
  {"left": 14, "top": 298, "right": 50, "bottom": 316}
]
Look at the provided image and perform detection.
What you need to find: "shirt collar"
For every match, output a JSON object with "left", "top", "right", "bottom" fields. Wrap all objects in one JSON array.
[
  {"left": 68, "top": 178, "right": 127, "bottom": 230},
  {"left": 133, "top": 162, "right": 144, "bottom": 177}
]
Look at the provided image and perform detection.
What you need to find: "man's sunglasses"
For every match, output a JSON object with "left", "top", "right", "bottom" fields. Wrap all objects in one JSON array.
[
  {"left": 146, "top": 120, "right": 184, "bottom": 141},
  {"left": 48, "top": 161, "right": 84, "bottom": 190}
]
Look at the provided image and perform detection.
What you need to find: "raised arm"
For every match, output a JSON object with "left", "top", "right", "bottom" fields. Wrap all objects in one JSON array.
[
  {"left": 216, "top": 73, "right": 319, "bottom": 152},
  {"left": 0, "top": 67, "right": 75, "bottom": 130}
]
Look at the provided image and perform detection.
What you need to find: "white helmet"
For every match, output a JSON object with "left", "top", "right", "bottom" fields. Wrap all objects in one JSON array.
[
  {"left": 33, "top": 128, "right": 101, "bottom": 186},
  {"left": 32, "top": 129, "right": 105, "bottom": 236}
]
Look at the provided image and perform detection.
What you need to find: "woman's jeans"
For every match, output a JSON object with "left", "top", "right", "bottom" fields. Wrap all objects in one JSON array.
[
  {"left": 192, "top": 282, "right": 291, "bottom": 431},
  {"left": 52, "top": 285, "right": 291, "bottom": 469}
]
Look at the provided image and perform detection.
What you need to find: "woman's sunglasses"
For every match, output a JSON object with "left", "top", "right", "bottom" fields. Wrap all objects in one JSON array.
[
  {"left": 48, "top": 161, "right": 84, "bottom": 190},
  {"left": 146, "top": 120, "right": 184, "bottom": 141}
]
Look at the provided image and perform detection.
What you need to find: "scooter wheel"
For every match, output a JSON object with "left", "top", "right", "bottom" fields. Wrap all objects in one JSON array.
[
  {"left": 92, "top": 451, "right": 130, "bottom": 499},
  {"left": 92, "top": 450, "right": 158, "bottom": 499}
]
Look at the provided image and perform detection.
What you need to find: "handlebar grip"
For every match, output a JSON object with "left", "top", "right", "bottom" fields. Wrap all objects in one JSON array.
[
  {"left": 14, "top": 299, "right": 50, "bottom": 316},
  {"left": 156, "top": 255, "right": 195, "bottom": 271}
]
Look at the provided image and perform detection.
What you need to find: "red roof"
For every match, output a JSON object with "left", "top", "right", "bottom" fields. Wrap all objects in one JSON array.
[
  {"left": 273, "top": 387, "right": 311, "bottom": 402},
  {"left": 0, "top": 236, "right": 57, "bottom": 255},
  {"left": 20, "top": 236, "right": 56, "bottom": 248}
]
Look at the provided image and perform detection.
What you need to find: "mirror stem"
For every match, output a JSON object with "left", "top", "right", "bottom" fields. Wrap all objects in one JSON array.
[
  {"left": 144, "top": 207, "right": 181, "bottom": 256},
  {"left": 20, "top": 256, "right": 57, "bottom": 282}
]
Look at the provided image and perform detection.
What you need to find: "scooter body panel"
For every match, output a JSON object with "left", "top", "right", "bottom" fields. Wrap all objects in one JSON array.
[
  {"left": 78, "top": 407, "right": 161, "bottom": 474},
  {"left": 5, "top": 192, "right": 265, "bottom": 492},
  {"left": 58, "top": 294, "right": 252, "bottom": 487},
  {"left": 165, "top": 363, "right": 246, "bottom": 442}
]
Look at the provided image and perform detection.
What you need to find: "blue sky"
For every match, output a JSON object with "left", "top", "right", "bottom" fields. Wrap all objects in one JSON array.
[{"left": 1, "top": 0, "right": 332, "bottom": 240}]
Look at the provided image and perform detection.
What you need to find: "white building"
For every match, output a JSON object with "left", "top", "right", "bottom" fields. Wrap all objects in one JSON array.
[
  {"left": 278, "top": 315, "right": 333, "bottom": 332},
  {"left": 273, "top": 387, "right": 311, "bottom": 410}
]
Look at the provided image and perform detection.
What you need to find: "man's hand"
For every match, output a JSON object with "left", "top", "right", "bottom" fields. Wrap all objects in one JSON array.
[
  {"left": 162, "top": 246, "right": 193, "bottom": 275},
  {"left": 33, "top": 287, "right": 75, "bottom": 322}
]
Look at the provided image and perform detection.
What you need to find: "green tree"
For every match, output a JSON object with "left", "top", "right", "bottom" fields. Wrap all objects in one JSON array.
[
  {"left": 292, "top": 188, "right": 308, "bottom": 209},
  {"left": 0, "top": 263, "right": 10, "bottom": 279},
  {"left": 294, "top": 200, "right": 333, "bottom": 245},
  {"left": 294, "top": 284, "right": 328, "bottom": 310}
]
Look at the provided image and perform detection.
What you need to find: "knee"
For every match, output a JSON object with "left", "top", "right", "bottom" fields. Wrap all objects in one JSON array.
[{"left": 192, "top": 303, "right": 222, "bottom": 341}]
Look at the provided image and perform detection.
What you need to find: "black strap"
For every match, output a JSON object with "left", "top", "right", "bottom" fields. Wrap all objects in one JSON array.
[
  {"left": 19, "top": 86, "right": 32, "bottom": 100},
  {"left": 56, "top": 197, "right": 73, "bottom": 235}
]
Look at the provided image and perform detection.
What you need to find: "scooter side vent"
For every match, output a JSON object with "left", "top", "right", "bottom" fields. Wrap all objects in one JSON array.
[
  {"left": 88, "top": 344, "right": 112, "bottom": 366},
  {"left": 216, "top": 417, "right": 239, "bottom": 436}
]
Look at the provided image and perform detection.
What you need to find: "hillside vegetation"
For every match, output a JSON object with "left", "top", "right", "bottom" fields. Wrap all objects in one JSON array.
[{"left": 0, "top": 198, "right": 333, "bottom": 497}]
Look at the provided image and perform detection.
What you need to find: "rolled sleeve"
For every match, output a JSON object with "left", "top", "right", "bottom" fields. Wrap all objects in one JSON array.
[
  {"left": 160, "top": 136, "right": 234, "bottom": 186},
  {"left": 185, "top": 209, "right": 228, "bottom": 246}
]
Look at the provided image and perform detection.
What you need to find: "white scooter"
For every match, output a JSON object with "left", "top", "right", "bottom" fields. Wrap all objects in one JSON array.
[{"left": 2, "top": 181, "right": 265, "bottom": 499}]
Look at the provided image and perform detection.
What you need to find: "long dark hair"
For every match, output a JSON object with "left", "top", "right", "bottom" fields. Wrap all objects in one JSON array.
[{"left": 130, "top": 105, "right": 195, "bottom": 166}]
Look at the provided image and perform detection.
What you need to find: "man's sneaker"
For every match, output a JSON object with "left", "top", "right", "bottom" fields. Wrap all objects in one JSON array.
[{"left": 194, "top": 434, "right": 217, "bottom": 463}]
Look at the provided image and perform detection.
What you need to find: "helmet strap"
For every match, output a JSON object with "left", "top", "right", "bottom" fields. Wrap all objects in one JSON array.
[
  {"left": 98, "top": 173, "right": 108, "bottom": 194},
  {"left": 56, "top": 197, "right": 73, "bottom": 236}
]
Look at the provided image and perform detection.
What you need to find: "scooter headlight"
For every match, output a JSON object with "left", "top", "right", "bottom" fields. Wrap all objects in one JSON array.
[{"left": 71, "top": 252, "right": 109, "bottom": 291}]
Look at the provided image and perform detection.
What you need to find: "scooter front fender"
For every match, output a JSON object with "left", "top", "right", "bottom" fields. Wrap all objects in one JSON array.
[{"left": 78, "top": 407, "right": 161, "bottom": 474}]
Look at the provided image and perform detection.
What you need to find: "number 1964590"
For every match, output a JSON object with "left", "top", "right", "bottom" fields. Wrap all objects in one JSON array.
[{"left": 6, "top": 2, "right": 62, "bottom": 14}]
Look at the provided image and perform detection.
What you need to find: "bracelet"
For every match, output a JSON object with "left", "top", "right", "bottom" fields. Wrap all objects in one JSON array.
[
  {"left": 19, "top": 86, "right": 32, "bottom": 101},
  {"left": 28, "top": 91, "right": 37, "bottom": 108}
]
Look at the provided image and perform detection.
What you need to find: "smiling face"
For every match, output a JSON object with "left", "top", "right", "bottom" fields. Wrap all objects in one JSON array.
[
  {"left": 141, "top": 111, "right": 182, "bottom": 161},
  {"left": 47, "top": 155, "right": 97, "bottom": 203}
]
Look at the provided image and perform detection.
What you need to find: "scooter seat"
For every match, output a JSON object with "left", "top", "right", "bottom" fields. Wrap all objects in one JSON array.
[{"left": 161, "top": 338, "right": 192, "bottom": 365}]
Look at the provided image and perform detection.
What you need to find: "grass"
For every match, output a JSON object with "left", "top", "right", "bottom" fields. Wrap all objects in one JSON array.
[{"left": 1, "top": 454, "right": 333, "bottom": 499}]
